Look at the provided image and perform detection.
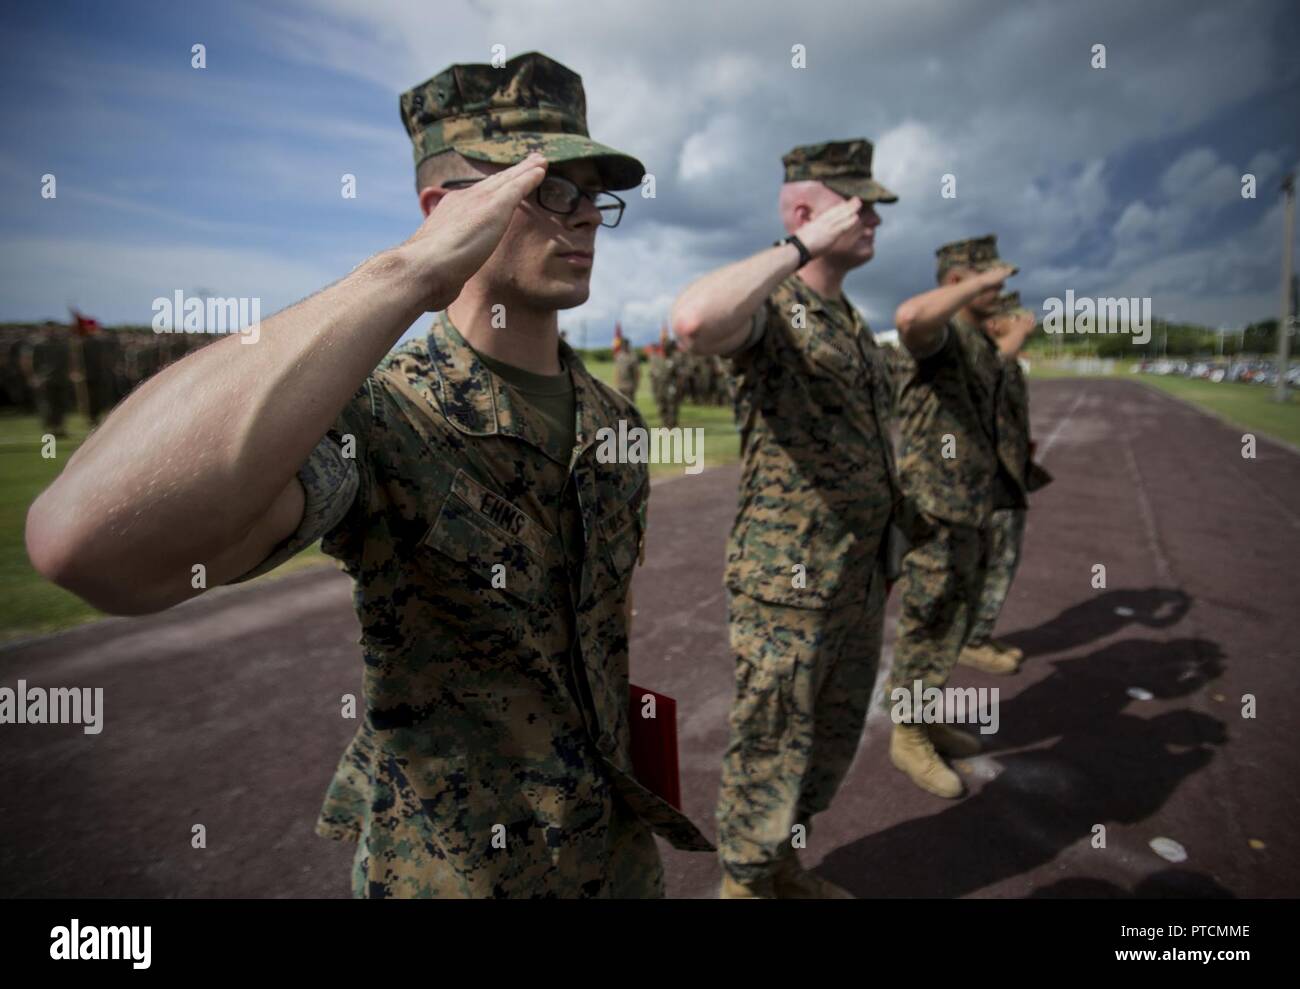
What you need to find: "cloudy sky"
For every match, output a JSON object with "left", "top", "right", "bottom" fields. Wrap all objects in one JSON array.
[{"left": 1, "top": 0, "right": 1297, "bottom": 345}]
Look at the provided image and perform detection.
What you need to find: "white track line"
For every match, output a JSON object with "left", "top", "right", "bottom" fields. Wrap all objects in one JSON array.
[{"left": 1035, "top": 384, "right": 1088, "bottom": 463}]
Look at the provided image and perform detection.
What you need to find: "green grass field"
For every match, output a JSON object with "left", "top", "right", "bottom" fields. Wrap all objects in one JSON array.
[
  {"left": 583, "top": 356, "right": 741, "bottom": 480},
  {"left": 1131, "top": 374, "right": 1300, "bottom": 449},
  {"left": 0, "top": 360, "right": 738, "bottom": 642},
  {"left": 1026, "top": 357, "right": 1300, "bottom": 448}
]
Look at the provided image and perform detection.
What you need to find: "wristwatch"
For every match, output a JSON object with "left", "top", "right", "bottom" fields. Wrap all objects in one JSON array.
[{"left": 774, "top": 234, "right": 812, "bottom": 268}]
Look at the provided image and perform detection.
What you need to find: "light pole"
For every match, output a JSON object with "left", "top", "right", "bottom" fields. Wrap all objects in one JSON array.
[{"left": 1277, "top": 173, "right": 1295, "bottom": 402}]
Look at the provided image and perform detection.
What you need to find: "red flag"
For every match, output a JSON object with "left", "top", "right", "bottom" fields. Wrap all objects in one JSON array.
[{"left": 70, "top": 308, "right": 101, "bottom": 336}]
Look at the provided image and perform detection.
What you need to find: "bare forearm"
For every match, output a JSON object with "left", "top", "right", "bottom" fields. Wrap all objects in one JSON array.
[
  {"left": 671, "top": 243, "right": 800, "bottom": 356},
  {"left": 27, "top": 248, "right": 425, "bottom": 602}
]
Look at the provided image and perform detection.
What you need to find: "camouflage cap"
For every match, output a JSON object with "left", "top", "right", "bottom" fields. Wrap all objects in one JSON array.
[
  {"left": 990, "top": 291, "right": 1031, "bottom": 318},
  {"left": 400, "top": 51, "right": 645, "bottom": 191},
  {"left": 935, "top": 234, "right": 1018, "bottom": 280},
  {"left": 781, "top": 139, "right": 898, "bottom": 203}
]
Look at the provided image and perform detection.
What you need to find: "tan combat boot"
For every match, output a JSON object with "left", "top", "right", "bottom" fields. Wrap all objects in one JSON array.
[
  {"left": 773, "top": 851, "right": 855, "bottom": 899},
  {"left": 890, "top": 724, "right": 964, "bottom": 798},
  {"left": 927, "top": 722, "right": 982, "bottom": 758},
  {"left": 719, "top": 872, "right": 777, "bottom": 899},
  {"left": 958, "top": 639, "right": 1020, "bottom": 675}
]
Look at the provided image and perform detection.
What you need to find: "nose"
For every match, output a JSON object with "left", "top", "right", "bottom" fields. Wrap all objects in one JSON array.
[
  {"left": 569, "top": 193, "right": 602, "bottom": 229},
  {"left": 861, "top": 205, "right": 881, "bottom": 228}
]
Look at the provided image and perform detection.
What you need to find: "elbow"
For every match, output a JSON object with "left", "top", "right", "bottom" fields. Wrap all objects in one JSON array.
[
  {"left": 25, "top": 494, "right": 176, "bottom": 617},
  {"left": 670, "top": 307, "right": 704, "bottom": 354},
  {"left": 894, "top": 304, "right": 916, "bottom": 336},
  {"left": 26, "top": 491, "right": 79, "bottom": 589}
]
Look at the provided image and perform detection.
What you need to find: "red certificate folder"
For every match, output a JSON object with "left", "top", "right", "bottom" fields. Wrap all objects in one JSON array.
[{"left": 627, "top": 684, "right": 682, "bottom": 810}]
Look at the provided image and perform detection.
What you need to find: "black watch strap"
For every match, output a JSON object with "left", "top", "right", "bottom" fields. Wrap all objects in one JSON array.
[{"left": 774, "top": 234, "right": 812, "bottom": 268}]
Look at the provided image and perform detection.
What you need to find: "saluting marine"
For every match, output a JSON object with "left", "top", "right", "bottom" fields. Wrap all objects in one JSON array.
[
  {"left": 673, "top": 139, "right": 901, "bottom": 898},
  {"left": 27, "top": 51, "right": 712, "bottom": 899},
  {"left": 887, "top": 235, "right": 1035, "bottom": 798},
  {"left": 963, "top": 290, "right": 1052, "bottom": 669}
]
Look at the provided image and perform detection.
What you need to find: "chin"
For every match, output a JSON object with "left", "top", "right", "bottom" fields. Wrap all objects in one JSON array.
[
  {"left": 518, "top": 269, "right": 590, "bottom": 310},
  {"left": 835, "top": 245, "right": 874, "bottom": 270},
  {"left": 547, "top": 283, "right": 591, "bottom": 310}
]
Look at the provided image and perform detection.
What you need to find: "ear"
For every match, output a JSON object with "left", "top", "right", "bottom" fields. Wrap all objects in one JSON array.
[{"left": 418, "top": 185, "right": 447, "bottom": 219}]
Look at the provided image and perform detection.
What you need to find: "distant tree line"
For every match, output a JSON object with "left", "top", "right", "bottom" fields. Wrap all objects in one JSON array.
[{"left": 1025, "top": 318, "right": 1288, "bottom": 358}]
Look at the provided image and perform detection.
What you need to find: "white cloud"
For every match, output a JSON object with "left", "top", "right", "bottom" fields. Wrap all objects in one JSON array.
[
  {"left": 874, "top": 121, "right": 949, "bottom": 202},
  {"left": 2, "top": 0, "right": 1296, "bottom": 336},
  {"left": 0, "top": 237, "right": 346, "bottom": 326},
  {"left": 677, "top": 115, "right": 748, "bottom": 183},
  {"left": 1247, "top": 150, "right": 1282, "bottom": 184}
]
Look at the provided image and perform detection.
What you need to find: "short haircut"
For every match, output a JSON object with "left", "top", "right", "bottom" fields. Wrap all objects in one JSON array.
[
  {"left": 415, "top": 149, "right": 481, "bottom": 193},
  {"left": 778, "top": 180, "right": 832, "bottom": 235}
]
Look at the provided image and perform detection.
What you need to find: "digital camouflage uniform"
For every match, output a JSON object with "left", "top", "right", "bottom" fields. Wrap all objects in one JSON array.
[
  {"left": 613, "top": 346, "right": 640, "bottom": 405},
  {"left": 239, "top": 312, "right": 712, "bottom": 897},
  {"left": 236, "top": 51, "right": 711, "bottom": 899},
  {"left": 969, "top": 291, "right": 1033, "bottom": 644},
  {"left": 889, "top": 237, "right": 1028, "bottom": 698},
  {"left": 717, "top": 139, "right": 900, "bottom": 884},
  {"left": 80, "top": 331, "right": 120, "bottom": 425},
  {"left": 21, "top": 326, "right": 72, "bottom": 435},
  {"left": 649, "top": 340, "right": 682, "bottom": 428}
]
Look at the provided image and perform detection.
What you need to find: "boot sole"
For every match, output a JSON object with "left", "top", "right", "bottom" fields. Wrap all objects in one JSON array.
[
  {"left": 958, "top": 658, "right": 1020, "bottom": 675},
  {"left": 890, "top": 750, "right": 965, "bottom": 799}
]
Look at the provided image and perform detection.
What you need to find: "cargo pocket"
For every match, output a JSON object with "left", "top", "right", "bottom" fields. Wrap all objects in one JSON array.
[{"left": 730, "top": 656, "right": 791, "bottom": 756}]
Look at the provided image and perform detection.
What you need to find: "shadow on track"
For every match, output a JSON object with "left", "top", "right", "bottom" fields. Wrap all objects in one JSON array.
[
  {"left": 1002, "top": 587, "right": 1191, "bottom": 659},
  {"left": 821, "top": 635, "right": 1227, "bottom": 897}
]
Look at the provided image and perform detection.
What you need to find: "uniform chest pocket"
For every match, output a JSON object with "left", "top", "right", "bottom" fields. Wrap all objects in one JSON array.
[
  {"left": 420, "top": 470, "right": 554, "bottom": 607},
  {"left": 592, "top": 471, "right": 645, "bottom": 594},
  {"left": 599, "top": 506, "right": 640, "bottom": 579},
  {"left": 804, "top": 332, "right": 866, "bottom": 386}
]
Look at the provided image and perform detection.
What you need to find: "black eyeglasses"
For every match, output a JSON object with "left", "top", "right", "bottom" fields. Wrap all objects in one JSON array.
[{"left": 442, "top": 174, "right": 626, "bottom": 227}]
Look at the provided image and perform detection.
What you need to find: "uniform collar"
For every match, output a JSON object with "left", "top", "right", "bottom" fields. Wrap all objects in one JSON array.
[
  {"left": 426, "top": 311, "right": 610, "bottom": 461},
  {"left": 784, "top": 273, "right": 863, "bottom": 329}
]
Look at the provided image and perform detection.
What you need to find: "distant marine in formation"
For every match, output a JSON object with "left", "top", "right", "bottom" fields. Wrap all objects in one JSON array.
[{"left": 0, "top": 311, "right": 214, "bottom": 436}]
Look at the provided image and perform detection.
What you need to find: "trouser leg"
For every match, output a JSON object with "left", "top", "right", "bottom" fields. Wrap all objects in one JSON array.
[
  {"left": 717, "top": 592, "right": 837, "bottom": 883},
  {"left": 887, "top": 519, "right": 985, "bottom": 704},
  {"left": 967, "top": 509, "right": 1025, "bottom": 644}
]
